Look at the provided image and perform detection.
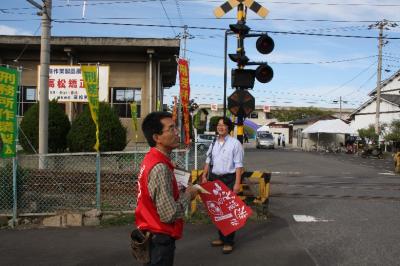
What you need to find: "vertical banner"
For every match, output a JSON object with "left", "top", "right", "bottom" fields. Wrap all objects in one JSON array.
[
  {"left": 172, "top": 96, "right": 178, "bottom": 124},
  {"left": 0, "top": 67, "right": 19, "bottom": 158},
  {"left": 178, "top": 59, "right": 191, "bottom": 145},
  {"left": 0, "top": 68, "right": 18, "bottom": 158},
  {"left": 81, "top": 65, "right": 100, "bottom": 152},
  {"left": 199, "top": 180, "right": 253, "bottom": 236},
  {"left": 130, "top": 102, "right": 138, "bottom": 142}
]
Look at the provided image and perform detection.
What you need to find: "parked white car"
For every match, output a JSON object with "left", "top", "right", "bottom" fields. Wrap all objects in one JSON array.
[
  {"left": 256, "top": 132, "right": 275, "bottom": 149},
  {"left": 196, "top": 134, "right": 216, "bottom": 151}
]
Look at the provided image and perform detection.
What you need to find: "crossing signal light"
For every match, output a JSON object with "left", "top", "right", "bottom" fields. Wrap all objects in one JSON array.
[
  {"left": 255, "top": 64, "right": 273, "bottom": 83},
  {"left": 256, "top": 35, "right": 274, "bottom": 54}
]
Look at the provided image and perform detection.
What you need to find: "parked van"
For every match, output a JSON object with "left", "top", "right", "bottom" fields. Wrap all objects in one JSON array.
[{"left": 256, "top": 132, "right": 275, "bottom": 149}]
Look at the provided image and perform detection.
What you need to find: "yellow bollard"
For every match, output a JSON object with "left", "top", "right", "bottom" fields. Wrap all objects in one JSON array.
[{"left": 394, "top": 152, "right": 400, "bottom": 173}]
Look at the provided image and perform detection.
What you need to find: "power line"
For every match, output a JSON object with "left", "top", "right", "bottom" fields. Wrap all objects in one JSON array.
[
  {"left": 159, "top": 0, "right": 177, "bottom": 36},
  {"left": 173, "top": 0, "right": 184, "bottom": 26},
  {"left": 176, "top": 0, "right": 400, "bottom": 7},
  {"left": 321, "top": 59, "right": 377, "bottom": 96},
  {"left": 52, "top": 20, "right": 400, "bottom": 39},
  {"left": 344, "top": 70, "right": 377, "bottom": 97}
]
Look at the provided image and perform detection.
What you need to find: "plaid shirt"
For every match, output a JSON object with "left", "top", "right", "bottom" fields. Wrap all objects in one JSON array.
[{"left": 148, "top": 163, "right": 190, "bottom": 223}]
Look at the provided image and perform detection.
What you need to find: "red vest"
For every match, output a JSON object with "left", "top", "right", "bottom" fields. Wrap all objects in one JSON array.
[{"left": 135, "top": 147, "right": 183, "bottom": 239}]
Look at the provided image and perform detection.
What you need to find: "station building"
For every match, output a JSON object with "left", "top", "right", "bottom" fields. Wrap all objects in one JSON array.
[{"left": 0, "top": 35, "right": 180, "bottom": 145}]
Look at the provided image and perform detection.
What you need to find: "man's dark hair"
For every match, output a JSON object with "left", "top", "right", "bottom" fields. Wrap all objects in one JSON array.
[
  {"left": 218, "top": 116, "right": 234, "bottom": 132},
  {"left": 142, "top": 111, "right": 173, "bottom": 147}
]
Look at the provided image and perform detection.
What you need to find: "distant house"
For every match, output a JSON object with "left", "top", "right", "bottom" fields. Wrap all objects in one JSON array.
[
  {"left": 350, "top": 70, "right": 400, "bottom": 132},
  {"left": 290, "top": 115, "right": 337, "bottom": 148}
]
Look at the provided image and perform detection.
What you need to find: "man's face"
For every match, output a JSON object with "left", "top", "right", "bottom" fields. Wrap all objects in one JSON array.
[
  {"left": 217, "top": 119, "right": 229, "bottom": 137},
  {"left": 155, "top": 117, "right": 180, "bottom": 151}
]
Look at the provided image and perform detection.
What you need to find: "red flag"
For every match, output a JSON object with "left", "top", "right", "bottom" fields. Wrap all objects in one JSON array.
[
  {"left": 199, "top": 180, "right": 253, "bottom": 236},
  {"left": 178, "top": 59, "right": 191, "bottom": 145}
]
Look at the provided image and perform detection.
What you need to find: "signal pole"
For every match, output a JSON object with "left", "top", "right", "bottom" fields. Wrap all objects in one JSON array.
[
  {"left": 214, "top": 0, "right": 270, "bottom": 144},
  {"left": 235, "top": 2, "right": 246, "bottom": 144}
]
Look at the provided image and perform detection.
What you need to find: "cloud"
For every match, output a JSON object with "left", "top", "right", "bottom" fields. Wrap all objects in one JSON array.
[{"left": 0, "top": 25, "right": 32, "bottom": 35}]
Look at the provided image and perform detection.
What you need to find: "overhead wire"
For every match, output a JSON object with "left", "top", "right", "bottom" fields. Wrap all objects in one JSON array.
[
  {"left": 344, "top": 70, "right": 378, "bottom": 97},
  {"left": 320, "top": 59, "right": 377, "bottom": 96},
  {"left": 52, "top": 20, "right": 400, "bottom": 39},
  {"left": 158, "top": 0, "right": 177, "bottom": 36}
]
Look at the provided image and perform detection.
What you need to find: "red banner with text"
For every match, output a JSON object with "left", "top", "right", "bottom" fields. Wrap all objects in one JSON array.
[
  {"left": 178, "top": 59, "right": 191, "bottom": 145},
  {"left": 199, "top": 180, "right": 253, "bottom": 236}
]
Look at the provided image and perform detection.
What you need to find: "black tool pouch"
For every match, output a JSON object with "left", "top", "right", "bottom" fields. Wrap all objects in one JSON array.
[{"left": 130, "top": 229, "right": 151, "bottom": 263}]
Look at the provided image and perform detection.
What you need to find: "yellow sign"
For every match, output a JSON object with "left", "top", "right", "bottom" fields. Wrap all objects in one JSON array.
[
  {"left": 81, "top": 65, "right": 100, "bottom": 152},
  {"left": 214, "top": 0, "right": 268, "bottom": 18}
]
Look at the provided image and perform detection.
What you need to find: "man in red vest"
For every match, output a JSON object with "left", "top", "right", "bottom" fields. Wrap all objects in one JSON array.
[{"left": 135, "top": 111, "right": 198, "bottom": 265}]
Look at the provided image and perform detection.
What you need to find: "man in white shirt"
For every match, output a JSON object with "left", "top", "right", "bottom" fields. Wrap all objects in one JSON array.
[{"left": 201, "top": 117, "right": 244, "bottom": 254}]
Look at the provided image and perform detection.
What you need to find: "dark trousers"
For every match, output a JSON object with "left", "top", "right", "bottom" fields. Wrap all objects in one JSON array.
[
  {"left": 145, "top": 233, "right": 175, "bottom": 266},
  {"left": 209, "top": 172, "right": 236, "bottom": 245}
]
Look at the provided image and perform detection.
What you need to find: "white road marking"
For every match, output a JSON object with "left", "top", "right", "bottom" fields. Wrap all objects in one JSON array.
[
  {"left": 293, "top": 215, "right": 333, "bottom": 222},
  {"left": 378, "top": 172, "right": 396, "bottom": 176}
]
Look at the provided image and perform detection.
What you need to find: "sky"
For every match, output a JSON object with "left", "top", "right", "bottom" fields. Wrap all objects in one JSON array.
[{"left": 2, "top": 0, "right": 400, "bottom": 110}]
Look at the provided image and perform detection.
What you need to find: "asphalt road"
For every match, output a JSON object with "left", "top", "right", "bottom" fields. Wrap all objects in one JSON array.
[
  {"left": 1, "top": 146, "right": 400, "bottom": 266},
  {"left": 245, "top": 145, "right": 400, "bottom": 266}
]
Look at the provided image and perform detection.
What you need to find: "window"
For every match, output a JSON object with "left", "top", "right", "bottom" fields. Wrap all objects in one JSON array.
[
  {"left": 265, "top": 112, "right": 273, "bottom": 119},
  {"left": 250, "top": 112, "right": 258, "bottom": 119},
  {"left": 18, "top": 86, "right": 37, "bottom": 116},
  {"left": 111, "top": 87, "right": 141, "bottom": 118}
]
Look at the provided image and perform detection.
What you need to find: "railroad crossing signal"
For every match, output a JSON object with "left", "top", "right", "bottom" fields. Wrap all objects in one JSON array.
[
  {"left": 214, "top": 0, "right": 269, "bottom": 18},
  {"left": 227, "top": 90, "right": 255, "bottom": 117}
]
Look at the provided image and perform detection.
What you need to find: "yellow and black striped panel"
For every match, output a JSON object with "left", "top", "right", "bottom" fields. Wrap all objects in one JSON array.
[
  {"left": 243, "top": 0, "right": 269, "bottom": 18},
  {"left": 214, "top": 0, "right": 240, "bottom": 18}
]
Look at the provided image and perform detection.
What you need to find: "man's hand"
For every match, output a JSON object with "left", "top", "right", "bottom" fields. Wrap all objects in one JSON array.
[
  {"left": 200, "top": 173, "right": 208, "bottom": 184},
  {"left": 185, "top": 185, "right": 199, "bottom": 200},
  {"left": 233, "top": 183, "right": 241, "bottom": 194}
]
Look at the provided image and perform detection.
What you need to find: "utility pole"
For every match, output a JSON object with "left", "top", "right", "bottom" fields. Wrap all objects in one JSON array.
[
  {"left": 369, "top": 20, "right": 397, "bottom": 135},
  {"left": 333, "top": 96, "right": 348, "bottom": 119},
  {"left": 375, "top": 21, "right": 384, "bottom": 135},
  {"left": 27, "top": 0, "right": 52, "bottom": 168},
  {"left": 177, "top": 25, "right": 192, "bottom": 142}
]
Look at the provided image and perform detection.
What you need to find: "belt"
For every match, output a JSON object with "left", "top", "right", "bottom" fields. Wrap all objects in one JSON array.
[{"left": 212, "top": 173, "right": 235, "bottom": 178}]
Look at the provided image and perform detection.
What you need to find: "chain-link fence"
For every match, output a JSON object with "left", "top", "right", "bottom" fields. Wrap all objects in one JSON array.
[{"left": 0, "top": 143, "right": 208, "bottom": 216}]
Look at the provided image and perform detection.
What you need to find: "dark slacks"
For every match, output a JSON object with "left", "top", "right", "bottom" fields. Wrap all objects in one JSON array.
[
  {"left": 145, "top": 233, "right": 176, "bottom": 266},
  {"left": 209, "top": 172, "right": 236, "bottom": 245}
]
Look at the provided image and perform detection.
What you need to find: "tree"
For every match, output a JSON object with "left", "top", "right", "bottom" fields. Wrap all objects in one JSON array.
[
  {"left": 270, "top": 107, "right": 334, "bottom": 122},
  {"left": 384, "top": 119, "right": 400, "bottom": 142},
  {"left": 193, "top": 108, "right": 208, "bottom": 134},
  {"left": 358, "top": 124, "right": 378, "bottom": 142},
  {"left": 19, "top": 101, "right": 71, "bottom": 153},
  {"left": 67, "top": 103, "right": 127, "bottom": 152}
]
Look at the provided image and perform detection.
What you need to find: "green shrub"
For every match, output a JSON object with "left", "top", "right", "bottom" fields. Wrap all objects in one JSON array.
[
  {"left": 19, "top": 101, "right": 71, "bottom": 153},
  {"left": 67, "top": 103, "right": 127, "bottom": 152}
]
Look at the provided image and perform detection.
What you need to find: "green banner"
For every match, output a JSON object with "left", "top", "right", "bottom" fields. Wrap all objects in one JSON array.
[
  {"left": 81, "top": 65, "right": 100, "bottom": 152},
  {"left": 0, "top": 67, "right": 19, "bottom": 158}
]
